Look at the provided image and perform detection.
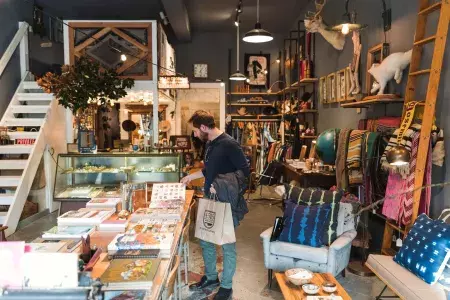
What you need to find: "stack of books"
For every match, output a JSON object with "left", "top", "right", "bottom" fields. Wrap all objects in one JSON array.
[
  {"left": 57, "top": 208, "right": 115, "bottom": 227},
  {"left": 42, "top": 225, "right": 95, "bottom": 240},
  {"left": 98, "top": 219, "right": 129, "bottom": 232},
  {"left": 107, "top": 232, "right": 173, "bottom": 258},
  {"left": 86, "top": 198, "right": 121, "bottom": 212},
  {"left": 130, "top": 207, "right": 182, "bottom": 222}
]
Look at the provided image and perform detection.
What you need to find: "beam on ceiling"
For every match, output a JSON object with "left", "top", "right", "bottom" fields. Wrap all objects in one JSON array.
[{"left": 161, "top": 0, "right": 191, "bottom": 42}]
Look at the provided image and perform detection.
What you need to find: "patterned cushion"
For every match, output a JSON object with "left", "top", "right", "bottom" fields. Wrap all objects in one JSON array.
[
  {"left": 394, "top": 214, "right": 450, "bottom": 284},
  {"left": 279, "top": 201, "right": 331, "bottom": 248},
  {"left": 284, "top": 184, "right": 343, "bottom": 245},
  {"left": 438, "top": 209, "right": 450, "bottom": 290},
  {"left": 337, "top": 202, "right": 360, "bottom": 236}
]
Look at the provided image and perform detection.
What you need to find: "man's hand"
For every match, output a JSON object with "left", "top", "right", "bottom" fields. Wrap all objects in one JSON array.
[{"left": 210, "top": 184, "right": 217, "bottom": 195}]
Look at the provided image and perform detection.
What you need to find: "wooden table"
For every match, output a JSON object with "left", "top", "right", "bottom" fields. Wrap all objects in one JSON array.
[
  {"left": 274, "top": 272, "right": 351, "bottom": 300},
  {"left": 283, "top": 163, "right": 336, "bottom": 189},
  {"left": 89, "top": 190, "right": 194, "bottom": 298}
]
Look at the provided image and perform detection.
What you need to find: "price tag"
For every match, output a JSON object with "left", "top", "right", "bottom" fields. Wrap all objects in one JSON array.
[{"left": 396, "top": 238, "right": 403, "bottom": 247}]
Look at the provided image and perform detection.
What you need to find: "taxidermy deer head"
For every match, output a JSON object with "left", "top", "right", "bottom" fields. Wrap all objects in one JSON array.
[{"left": 304, "top": 0, "right": 345, "bottom": 51}]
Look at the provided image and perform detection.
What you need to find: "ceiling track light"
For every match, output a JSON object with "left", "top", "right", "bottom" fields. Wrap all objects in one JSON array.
[{"left": 243, "top": 0, "right": 273, "bottom": 43}]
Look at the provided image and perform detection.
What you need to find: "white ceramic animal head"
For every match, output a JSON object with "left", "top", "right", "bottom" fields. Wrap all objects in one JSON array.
[{"left": 304, "top": 16, "right": 323, "bottom": 33}]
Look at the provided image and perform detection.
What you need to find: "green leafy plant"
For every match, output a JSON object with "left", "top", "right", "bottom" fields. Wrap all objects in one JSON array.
[{"left": 37, "top": 56, "right": 135, "bottom": 114}]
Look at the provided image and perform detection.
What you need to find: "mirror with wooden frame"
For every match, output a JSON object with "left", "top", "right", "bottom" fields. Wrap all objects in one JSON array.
[{"left": 365, "top": 43, "right": 390, "bottom": 95}]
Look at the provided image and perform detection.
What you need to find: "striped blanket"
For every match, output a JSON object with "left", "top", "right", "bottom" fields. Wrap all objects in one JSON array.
[{"left": 347, "top": 130, "right": 367, "bottom": 185}]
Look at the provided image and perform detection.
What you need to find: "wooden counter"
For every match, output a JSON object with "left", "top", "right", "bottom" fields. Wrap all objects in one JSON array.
[{"left": 89, "top": 190, "right": 194, "bottom": 298}]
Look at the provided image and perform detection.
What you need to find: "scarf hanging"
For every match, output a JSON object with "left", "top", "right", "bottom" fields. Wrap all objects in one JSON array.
[
  {"left": 336, "top": 129, "right": 352, "bottom": 190},
  {"left": 347, "top": 130, "right": 367, "bottom": 185}
]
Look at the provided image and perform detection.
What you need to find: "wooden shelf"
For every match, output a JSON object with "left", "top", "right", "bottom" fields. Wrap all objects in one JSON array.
[
  {"left": 228, "top": 103, "right": 272, "bottom": 107},
  {"left": 340, "top": 94, "right": 404, "bottom": 108},
  {"left": 287, "top": 109, "right": 318, "bottom": 114},
  {"left": 227, "top": 92, "right": 278, "bottom": 96},
  {"left": 230, "top": 114, "right": 281, "bottom": 118}
]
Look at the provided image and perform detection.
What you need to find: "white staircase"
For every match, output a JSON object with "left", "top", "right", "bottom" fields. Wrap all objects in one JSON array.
[{"left": 0, "top": 75, "right": 53, "bottom": 233}]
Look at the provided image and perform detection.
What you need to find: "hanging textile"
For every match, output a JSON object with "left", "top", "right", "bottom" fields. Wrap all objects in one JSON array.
[
  {"left": 375, "top": 117, "right": 401, "bottom": 136},
  {"left": 362, "top": 132, "right": 383, "bottom": 204},
  {"left": 347, "top": 130, "right": 367, "bottom": 185},
  {"left": 380, "top": 124, "right": 422, "bottom": 178},
  {"left": 336, "top": 129, "right": 352, "bottom": 190}
]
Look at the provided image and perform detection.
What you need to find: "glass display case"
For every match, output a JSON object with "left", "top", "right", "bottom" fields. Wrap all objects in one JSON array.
[{"left": 53, "top": 153, "right": 182, "bottom": 202}]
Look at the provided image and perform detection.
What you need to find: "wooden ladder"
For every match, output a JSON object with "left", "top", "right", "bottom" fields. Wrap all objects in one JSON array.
[{"left": 381, "top": 0, "right": 450, "bottom": 256}]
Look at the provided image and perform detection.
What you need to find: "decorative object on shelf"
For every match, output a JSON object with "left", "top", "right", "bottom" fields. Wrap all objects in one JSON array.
[
  {"left": 193, "top": 63, "right": 208, "bottom": 79},
  {"left": 328, "top": 0, "right": 367, "bottom": 35},
  {"left": 37, "top": 56, "right": 135, "bottom": 114},
  {"left": 237, "top": 107, "right": 248, "bottom": 116},
  {"left": 326, "top": 73, "right": 336, "bottom": 103},
  {"left": 368, "top": 49, "right": 412, "bottom": 95},
  {"left": 77, "top": 129, "right": 96, "bottom": 154},
  {"left": 262, "top": 106, "right": 279, "bottom": 116},
  {"left": 315, "top": 128, "right": 339, "bottom": 165},
  {"left": 230, "top": 23, "right": 247, "bottom": 81},
  {"left": 169, "top": 135, "right": 191, "bottom": 150},
  {"left": 244, "top": 53, "right": 270, "bottom": 87},
  {"left": 319, "top": 76, "right": 327, "bottom": 103},
  {"left": 336, "top": 69, "right": 347, "bottom": 102},
  {"left": 158, "top": 75, "right": 190, "bottom": 89},
  {"left": 159, "top": 120, "right": 171, "bottom": 133},
  {"left": 242, "top": 0, "right": 273, "bottom": 43},
  {"left": 304, "top": 0, "right": 345, "bottom": 51},
  {"left": 348, "top": 31, "right": 362, "bottom": 96}
]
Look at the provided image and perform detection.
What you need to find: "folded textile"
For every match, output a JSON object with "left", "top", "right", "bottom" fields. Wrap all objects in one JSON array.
[
  {"left": 375, "top": 117, "right": 401, "bottom": 135},
  {"left": 347, "top": 130, "right": 366, "bottom": 185},
  {"left": 336, "top": 129, "right": 352, "bottom": 190}
]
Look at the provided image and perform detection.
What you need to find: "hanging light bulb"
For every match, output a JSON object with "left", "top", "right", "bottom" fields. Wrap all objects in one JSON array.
[
  {"left": 243, "top": 0, "right": 273, "bottom": 43},
  {"left": 220, "top": 82, "right": 225, "bottom": 87},
  {"left": 276, "top": 58, "right": 281, "bottom": 64},
  {"left": 246, "top": 78, "right": 250, "bottom": 83},
  {"left": 120, "top": 54, "right": 127, "bottom": 61},
  {"left": 341, "top": 23, "right": 350, "bottom": 35}
]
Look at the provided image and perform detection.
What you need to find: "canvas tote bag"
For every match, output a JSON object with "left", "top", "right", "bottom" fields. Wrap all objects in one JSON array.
[{"left": 195, "top": 195, "right": 236, "bottom": 245}]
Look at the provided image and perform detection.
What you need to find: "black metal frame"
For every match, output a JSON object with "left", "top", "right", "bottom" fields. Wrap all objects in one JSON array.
[{"left": 375, "top": 285, "right": 400, "bottom": 300}]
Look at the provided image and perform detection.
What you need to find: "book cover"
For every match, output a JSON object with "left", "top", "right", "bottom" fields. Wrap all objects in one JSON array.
[
  {"left": 128, "top": 220, "right": 177, "bottom": 234},
  {"left": 25, "top": 242, "right": 67, "bottom": 253},
  {"left": 149, "top": 200, "right": 183, "bottom": 209},
  {"left": 0, "top": 241, "right": 25, "bottom": 287},
  {"left": 22, "top": 252, "right": 79, "bottom": 288},
  {"left": 151, "top": 183, "right": 185, "bottom": 201},
  {"left": 42, "top": 226, "right": 94, "bottom": 239},
  {"left": 105, "top": 290, "right": 147, "bottom": 300},
  {"left": 108, "top": 233, "right": 173, "bottom": 252},
  {"left": 100, "top": 258, "right": 161, "bottom": 285}
]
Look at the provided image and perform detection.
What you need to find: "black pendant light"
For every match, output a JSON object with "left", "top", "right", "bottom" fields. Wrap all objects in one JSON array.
[
  {"left": 230, "top": 23, "right": 247, "bottom": 81},
  {"left": 243, "top": 0, "right": 273, "bottom": 43},
  {"left": 387, "top": 145, "right": 411, "bottom": 166},
  {"left": 328, "top": 0, "right": 367, "bottom": 35}
]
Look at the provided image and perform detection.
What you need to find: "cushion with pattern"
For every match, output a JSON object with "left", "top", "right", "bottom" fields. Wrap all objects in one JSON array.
[
  {"left": 279, "top": 201, "right": 332, "bottom": 248},
  {"left": 394, "top": 214, "right": 450, "bottom": 284},
  {"left": 284, "top": 184, "right": 343, "bottom": 245},
  {"left": 438, "top": 209, "right": 450, "bottom": 290}
]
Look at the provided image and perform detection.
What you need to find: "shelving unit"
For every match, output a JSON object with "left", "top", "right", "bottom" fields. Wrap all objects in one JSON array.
[
  {"left": 228, "top": 103, "right": 272, "bottom": 107},
  {"left": 340, "top": 94, "right": 404, "bottom": 108},
  {"left": 227, "top": 92, "right": 278, "bottom": 96}
]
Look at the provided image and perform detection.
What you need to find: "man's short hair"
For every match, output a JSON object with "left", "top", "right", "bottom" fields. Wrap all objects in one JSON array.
[{"left": 188, "top": 110, "right": 216, "bottom": 129}]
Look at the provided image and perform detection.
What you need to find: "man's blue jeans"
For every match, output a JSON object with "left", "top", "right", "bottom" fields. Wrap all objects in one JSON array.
[{"left": 199, "top": 239, "right": 236, "bottom": 289}]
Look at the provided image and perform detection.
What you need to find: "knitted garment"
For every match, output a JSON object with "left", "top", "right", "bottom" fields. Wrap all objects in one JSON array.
[
  {"left": 347, "top": 130, "right": 366, "bottom": 185},
  {"left": 336, "top": 129, "right": 352, "bottom": 190},
  {"left": 382, "top": 171, "right": 406, "bottom": 221},
  {"left": 381, "top": 123, "right": 421, "bottom": 178},
  {"left": 398, "top": 131, "right": 420, "bottom": 225}
]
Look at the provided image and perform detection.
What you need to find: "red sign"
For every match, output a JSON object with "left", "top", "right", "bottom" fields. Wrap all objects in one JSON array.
[{"left": 15, "top": 139, "right": 35, "bottom": 145}]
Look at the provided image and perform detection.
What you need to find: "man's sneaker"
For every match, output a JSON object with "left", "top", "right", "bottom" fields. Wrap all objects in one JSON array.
[
  {"left": 214, "top": 287, "right": 233, "bottom": 300},
  {"left": 189, "top": 275, "right": 220, "bottom": 290}
]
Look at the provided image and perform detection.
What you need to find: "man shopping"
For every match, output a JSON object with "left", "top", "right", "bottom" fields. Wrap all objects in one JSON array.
[{"left": 181, "top": 110, "right": 250, "bottom": 300}]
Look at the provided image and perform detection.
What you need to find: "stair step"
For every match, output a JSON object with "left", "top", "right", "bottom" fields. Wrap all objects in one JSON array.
[
  {"left": 10, "top": 105, "right": 49, "bottom": 114},
  {"left": 418, "top": 2, "right": 442, "bottom": 15},
  {"left": 409, "top": 69, "right": 431, "bottom": 76},
  {"left": 16, "top": 93, "right": 53, "bottom": 101},
  {"left": 0, "top": 176, "right": 21, "bottom": 187},
  {"left": 0, "top": 195, "right": 14, "bottom": 205},
  {"left": 0, "top": 212, "right": 6, "bottom": 225},
  {"left": 3, "top": 118, "right": 44, "bottom": 127},
  {"left": 7, "top": 131, "right": 39, "bottom": 140},
  {"left": 0, "top": 160, "right": 27, "bottom": 169},
  {"left": 414, "top": 35, "right": 436, "bottom": 46},
  {"left": 22, "top": 81, "right": 41, "bottom": 90},
  {"left": 0, "top": 145, "right": 33, "bottom": 154}
]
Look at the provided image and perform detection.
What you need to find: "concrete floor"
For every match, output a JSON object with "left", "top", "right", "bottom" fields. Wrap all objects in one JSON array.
[{"left": 8, "top": 187, "right": 396, "bottom": 299}]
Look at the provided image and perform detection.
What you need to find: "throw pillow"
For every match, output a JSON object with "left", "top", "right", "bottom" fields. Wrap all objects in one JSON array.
[
  {"left": 438, "top": 209, "right": 450, "bottom": 290},
  {"left": 279, "top": 201, "right": 331, "bottom": 248},
  {"left": 284, "top": 184, "right": 343, "bottom": 245},
  {"left": 394, "top": 214, "right": 450, "bottom": 284},
  {"left": 337, "top": 202, "right": 360, "bottom": 236}
]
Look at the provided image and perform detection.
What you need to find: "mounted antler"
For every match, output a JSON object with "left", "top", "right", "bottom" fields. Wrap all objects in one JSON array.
[{"left": 304, "top": 0, "right": 345, "bottom": 51}]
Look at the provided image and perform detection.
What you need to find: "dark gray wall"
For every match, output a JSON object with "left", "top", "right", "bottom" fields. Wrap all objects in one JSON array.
[
  {"left": 295, "top": 0, "right": 449, "bottom": 217},
  {"left": 176, "top": 31, "right": 283, "bottom": 88},
  {"left": 0, "top": 0, "right": 33, "bottom": 118}
]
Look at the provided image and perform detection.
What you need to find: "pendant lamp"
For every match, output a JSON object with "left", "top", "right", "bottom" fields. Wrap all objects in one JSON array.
[
  {"left": 230, "top": 24, "right": 247, "bottom": 81},
  {"left": 243, "top": 0, "right": 273, "bottom": 43},
  {"left": 386, "top": 145, "right": 411, "bottom": 166},
  {"left": 328, "top": 0, "right": 367, "bottom": 35}
]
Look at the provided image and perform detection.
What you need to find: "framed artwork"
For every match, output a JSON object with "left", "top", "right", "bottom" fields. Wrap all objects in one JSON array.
[
  {"left": 327, "top": 73, "right": 336, "bottom": 103},
  {"left": 345, "top": 67, "right": 355, "bottom": 100},
  {"left": 365, "top": 43, "right": 390, "bottom": 95},
  {"left": 244, "top": 53, "right": 270, "bottom": 88},
  {"left": 169, "top": 135, "right": 191, "bottom": 150},
  {"left": 319, "top": 76, "right": 327, "bottom": 104},
  {"left": 336, "top": 69, "right": 347, "bottom": 102},
  {"left": 193, "top": 63, "right": 208, "bottom": 79}
]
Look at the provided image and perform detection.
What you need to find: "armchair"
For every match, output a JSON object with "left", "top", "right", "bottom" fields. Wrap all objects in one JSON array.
[{"left": 260, "top": 226, "right": 357, "bottom": 287}]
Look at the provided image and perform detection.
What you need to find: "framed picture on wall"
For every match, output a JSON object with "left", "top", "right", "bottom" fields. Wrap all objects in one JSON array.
[
  {"left": 345, "top": 67, "right": 356, "bottom": 101},
  {"left": 365, "top": 43, "right": 390, "bottom": 95},
  {"left": 327, "top": 73, "right": 336, "bottom": 103},
  {"left": 244, "top": 53, "right": 270, "bottom": 88},
  {"left": 319, "top": 76, "right": 327, "bottom": 104},
  {"left": 336, "top": 69, "right": 347, "bottom": 102}
]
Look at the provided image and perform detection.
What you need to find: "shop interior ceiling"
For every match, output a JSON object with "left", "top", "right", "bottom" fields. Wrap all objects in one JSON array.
[{"left": 35, "top": 0, "right": 309, "bottom": 44}]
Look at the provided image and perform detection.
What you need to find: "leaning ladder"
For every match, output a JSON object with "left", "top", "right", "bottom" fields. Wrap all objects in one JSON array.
[{"left": 381, "top": 0, "right": 450, "bottom": 256}]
